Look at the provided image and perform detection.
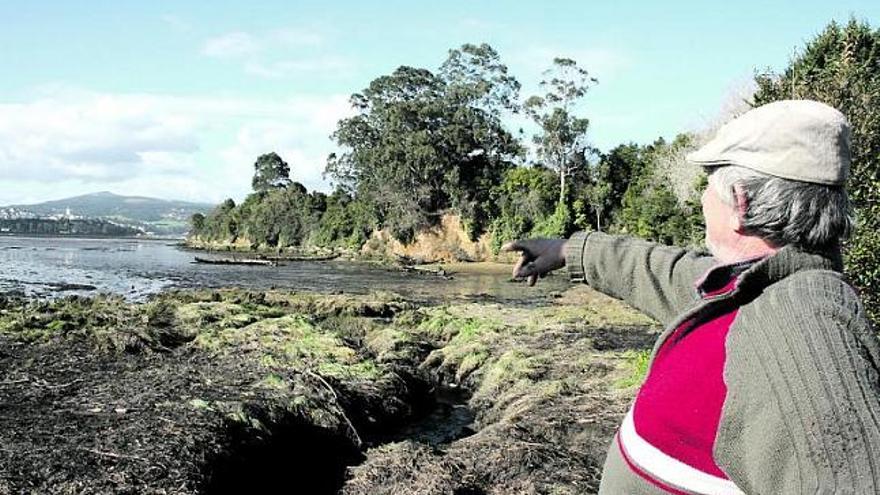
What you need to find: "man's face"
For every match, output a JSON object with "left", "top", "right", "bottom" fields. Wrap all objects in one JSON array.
[{"left": 701, "top": 177, "right": 738, "bottom": 258}]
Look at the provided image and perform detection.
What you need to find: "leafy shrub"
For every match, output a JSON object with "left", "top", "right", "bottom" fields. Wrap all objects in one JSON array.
[{"left": 752, "top": 18, "right": 880, "bottom": 325}]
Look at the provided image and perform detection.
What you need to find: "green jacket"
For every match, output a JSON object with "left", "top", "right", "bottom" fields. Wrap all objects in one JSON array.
[{"left": 566, "top": 231, "right": 880, "bottom": 494}]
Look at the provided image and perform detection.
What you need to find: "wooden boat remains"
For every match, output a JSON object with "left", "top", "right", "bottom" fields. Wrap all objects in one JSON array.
[{"left": 193, "top": 256, "right": 279, "bottom": 266}]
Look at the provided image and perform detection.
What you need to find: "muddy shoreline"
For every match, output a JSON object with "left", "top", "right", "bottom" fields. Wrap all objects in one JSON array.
[
  {"left": 0, "top": 236, "right": 565, "bottom": 305},
  {"left": 0, "top": 286, "right": 658, "bottom": 494}
]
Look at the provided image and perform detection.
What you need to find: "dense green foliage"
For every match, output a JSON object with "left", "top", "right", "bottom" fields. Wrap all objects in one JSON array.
[
  {"left": 190, "top": 42, "right": 708, "bottom": 253},
  {"left": 752, "top": 18, "right": 880, "bottom": 323},
  {"left": 488, "top": 166, "right": 559, "bottom": 250},
  {"left": 307, "top": 190, "right": 376, "bottom": 249},
  {"left": 610, "top": 136, "right": 706, "bottom": 247},
  {"left": 197, "top": 198, "right": 238, "bottom": 242},
  {"left": 236, "top": 184, "right": 322, "bottom": 247},
  {"left": 326, "top": 44, "right": 522, "bottom": 242}
]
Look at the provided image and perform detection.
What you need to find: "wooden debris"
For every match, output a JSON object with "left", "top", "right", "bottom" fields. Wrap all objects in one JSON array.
[{"left": 193, "top": 256, "right": 278, "bottom": 266}]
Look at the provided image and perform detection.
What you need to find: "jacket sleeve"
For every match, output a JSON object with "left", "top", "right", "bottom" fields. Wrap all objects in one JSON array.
[
  {"left": 565, "top": 231, "right": 716, "bottom": 326},
  {"left": 715, "top": 274, "right": 880, "bottom": 494}
]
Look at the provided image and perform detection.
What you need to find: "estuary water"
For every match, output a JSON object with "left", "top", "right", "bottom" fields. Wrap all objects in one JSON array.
[{"left": 0, "top": 236, "right": 569, "bottom": 303}]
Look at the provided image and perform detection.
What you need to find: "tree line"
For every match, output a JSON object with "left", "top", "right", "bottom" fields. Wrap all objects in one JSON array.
[
  {"left": 0, "top": 218, "right": 141, "bottom": 237},
  {"left": 191, "top": 19, "right": 880, "bottom": 322},
  {"left": 191, "top": 43, "right": 706, "bottom": 249}
]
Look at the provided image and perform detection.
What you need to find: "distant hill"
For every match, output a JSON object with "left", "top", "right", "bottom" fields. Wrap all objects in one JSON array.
[{"left": 0, "top": 192, "right": 214, "bottom": 236}]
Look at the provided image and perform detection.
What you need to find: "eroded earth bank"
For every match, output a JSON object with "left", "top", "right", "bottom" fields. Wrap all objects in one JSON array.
[{"left": 0, "top": 286, "right": 657, "bottom": 494}]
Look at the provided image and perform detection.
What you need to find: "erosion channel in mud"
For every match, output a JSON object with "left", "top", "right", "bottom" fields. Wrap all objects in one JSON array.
[{"left": 203, "top": 384, "right": 475, "bottom": 494}]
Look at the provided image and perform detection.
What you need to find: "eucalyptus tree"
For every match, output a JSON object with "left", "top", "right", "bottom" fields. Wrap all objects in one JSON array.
[{"left": 524, "top": 58, "right": 597, "bottom": 209}]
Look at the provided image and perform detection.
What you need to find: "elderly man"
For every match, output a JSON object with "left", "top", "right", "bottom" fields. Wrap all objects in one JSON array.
[{"left": 505, "top": 100, "right": 880, "bottom": 494}]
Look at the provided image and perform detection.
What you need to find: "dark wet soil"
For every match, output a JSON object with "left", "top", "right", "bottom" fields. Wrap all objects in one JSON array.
[
  {"left": 369, "top": 386, "right": 476, "bottom": 447},
  {"left": 587, "top": 325, "right": 660, "bottom": 351},
  {"left": 0, "top": 333, "right": 425, "bottom": 494}
]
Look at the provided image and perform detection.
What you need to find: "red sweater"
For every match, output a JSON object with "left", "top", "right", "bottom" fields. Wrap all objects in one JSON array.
[{"left": 617, "top": 270, "right": 746, "bottom": 494}]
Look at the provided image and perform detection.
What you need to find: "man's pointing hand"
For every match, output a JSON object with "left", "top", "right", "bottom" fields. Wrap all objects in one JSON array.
[{"left": 501, "top": 238, "right": 567, "bottom": 286}]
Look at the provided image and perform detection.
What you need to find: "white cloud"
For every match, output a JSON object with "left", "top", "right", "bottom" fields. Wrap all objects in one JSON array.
[
  {"left": 0, "top": 88, "right": 355, "bottom": 205},
  {"left": 216, "top": 94, "right": 353, "bottom": 196},
  {"left": 458, "top": 18, "right": 499, "bottom": 31},
  {"left": 202, "top": 27, "right": 326, "bottom": 59},
  {"left": 201, "top": 26, "right": 349, "bottom": 78},
  {"left": 0, "top": 94, "right": 199, "bottom": 184}
]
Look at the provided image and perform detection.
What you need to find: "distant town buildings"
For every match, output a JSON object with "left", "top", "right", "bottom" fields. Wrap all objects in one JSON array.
[
  {"left": 0, "top": 206, "right": 82, "bottom": 221},
  {"left": 0, "top": 207, "right": 38, "bottom": 220}
]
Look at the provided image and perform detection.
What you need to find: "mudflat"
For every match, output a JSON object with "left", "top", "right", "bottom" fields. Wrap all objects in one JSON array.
[{"left": 0, "top": 286, "right": 658, "bottom": 494}]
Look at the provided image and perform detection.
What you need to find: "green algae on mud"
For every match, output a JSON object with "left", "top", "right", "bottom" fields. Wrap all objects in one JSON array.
[{"left": 0, "top": 286, "right": 660, "bottom": 494}]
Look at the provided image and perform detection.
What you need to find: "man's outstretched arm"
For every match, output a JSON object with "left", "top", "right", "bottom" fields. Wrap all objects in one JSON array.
[{"left": 505, "top": 232, "right": 716, "bottom": 326}]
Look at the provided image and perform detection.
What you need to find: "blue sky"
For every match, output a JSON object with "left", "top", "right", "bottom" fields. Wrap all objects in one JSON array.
[{"left": 1, "top": 1, "right": 878, "bottom": 205}]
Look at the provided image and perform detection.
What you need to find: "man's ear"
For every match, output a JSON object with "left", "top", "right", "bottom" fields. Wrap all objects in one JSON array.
[{"left": 731, "top": 184, "right": 748, "bottom": 233}]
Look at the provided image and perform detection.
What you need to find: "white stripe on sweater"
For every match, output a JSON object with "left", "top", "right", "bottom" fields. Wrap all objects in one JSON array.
[{"left": 619, "top": 408, "right": 745, "bottom": 495}]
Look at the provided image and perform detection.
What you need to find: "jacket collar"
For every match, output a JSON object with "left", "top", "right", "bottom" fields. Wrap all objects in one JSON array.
[{"left": 696, "top": 245, "right": 842, "bottom": 298}]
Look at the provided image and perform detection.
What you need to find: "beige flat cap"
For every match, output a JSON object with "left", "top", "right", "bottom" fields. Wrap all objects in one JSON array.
[{"left": 687, "top": 100, "right": 851, "bottom": 185}]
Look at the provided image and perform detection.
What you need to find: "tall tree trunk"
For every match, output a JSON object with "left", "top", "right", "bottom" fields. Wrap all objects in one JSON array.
[
  {"left": 559, "top": 170, "right": 566, "bottom": 208},
  {"left": 558, "top": 149, "right": 567, "bottom": 209}
]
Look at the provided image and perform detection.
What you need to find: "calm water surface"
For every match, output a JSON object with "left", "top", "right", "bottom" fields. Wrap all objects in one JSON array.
[{"left": 0, "top": 236, "right": 569, "bottom": 304}]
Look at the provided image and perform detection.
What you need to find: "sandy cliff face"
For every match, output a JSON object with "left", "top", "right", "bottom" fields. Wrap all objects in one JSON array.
[
  {"left": 186, "top": 236, "right": 256, "bottom": 251},
  {"left": 361, "top": 214, "right": 509, "bottom": 263},
  {"left": 187, "top": 213, "right": 520, "bottom": 263}
]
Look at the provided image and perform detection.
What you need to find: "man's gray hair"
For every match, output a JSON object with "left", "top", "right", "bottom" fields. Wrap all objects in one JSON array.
[{"left": 708, "top": 165, "right": 852, "bottom": 252}]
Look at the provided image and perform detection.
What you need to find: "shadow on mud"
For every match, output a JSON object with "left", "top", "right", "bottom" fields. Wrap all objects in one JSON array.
[
  {"left": 204, "top": 415, "right": 364, "bottom": 495},
  {"left": 369, "top": 385, "right": 476, "bottom": 446},
  {"left": 588, "top": 324, "right": 658, "bottom": 351},
  {"left": 203, "top": 385, "right": 476, "bottom": 495}
]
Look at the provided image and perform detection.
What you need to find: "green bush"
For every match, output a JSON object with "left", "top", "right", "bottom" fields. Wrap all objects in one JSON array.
[
  {"left": 753, "top": 18, "right": 880, "bottom": 325},
  {"left": 611, "top": 139, "right": 705, "bottom": 248},
  {"left": 489, "top": 166, "right": 560, "bottom": 251}
]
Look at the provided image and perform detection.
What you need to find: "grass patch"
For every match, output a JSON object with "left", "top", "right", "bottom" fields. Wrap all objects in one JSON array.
[
  {"left": 538, "top": 302, "right": 655, "bottom": 329},
  {"left": 0, "top": 295, "right": 152, "bottom": 350},
  {"left": 416, "top": 308, "right": 500, "bottom": 343},
  {"left": 193, "top": 314, "right": 384, "bottom": 381},
  {"left": 474, "top": 350, "right": 545, "bottom": 403},
  {"left": 615, "top": 350, "right": 652, "bottom": 389},
  {"left": 365, "top": 326, "right": 419, "bottom": 362},
  {"left": 256, "top": 373, "right": 289, "bottom": 391},
  {"left": 417, "top": 309, "right": 502, "bottom": 383}
]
